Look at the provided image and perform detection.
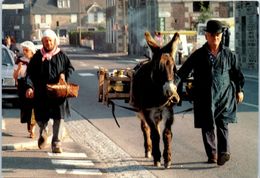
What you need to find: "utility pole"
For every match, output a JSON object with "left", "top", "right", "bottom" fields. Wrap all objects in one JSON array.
[
  {"left": 78, "top": 0, "right": 81, "bottom": 46},
  {"left": 123, "top": 0, "right": 127, "bottom": 53}
]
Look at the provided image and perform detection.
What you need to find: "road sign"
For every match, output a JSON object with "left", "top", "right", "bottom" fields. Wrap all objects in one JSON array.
[{"left": 3, "top": 4, "right": 24, "bottom": 10}]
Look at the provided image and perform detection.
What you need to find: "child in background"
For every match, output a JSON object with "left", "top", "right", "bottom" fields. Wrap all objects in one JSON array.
[{"left": 13, "top": 41, "right": 37, "bottom": 138}]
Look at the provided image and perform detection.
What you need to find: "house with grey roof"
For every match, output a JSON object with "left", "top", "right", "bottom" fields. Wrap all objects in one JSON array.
[{"left": 3, "top": 0, "right": 106, "bottom": 45}]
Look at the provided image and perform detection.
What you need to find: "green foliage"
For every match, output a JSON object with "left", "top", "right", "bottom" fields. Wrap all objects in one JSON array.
[{"left": 197, "top": 2, "right": 213, "bottom": 23}]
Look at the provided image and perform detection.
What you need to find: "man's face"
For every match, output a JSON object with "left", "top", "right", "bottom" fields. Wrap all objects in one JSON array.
[
  {"left": 42, "top": 37, "right": 55, "bottom": 51},
  {"left": 205, "top": 32, "right": 222, "bottom": 48}
]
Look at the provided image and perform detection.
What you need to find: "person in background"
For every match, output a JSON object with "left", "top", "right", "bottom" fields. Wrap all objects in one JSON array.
[
  {"left": 4, "top": 35, "right": 21, "bottom": 56},
  {"left": 154, "top": 32, "right": 163, "bottom": 47},
  {"left": 13, "top": 41, "right": 37, "bottom": 138},
  {"left": 177, "top": 20, "right": 244, "bottom": 166},
  {"left": 25, "top": 29, "right": 74, "bottom": 153}
]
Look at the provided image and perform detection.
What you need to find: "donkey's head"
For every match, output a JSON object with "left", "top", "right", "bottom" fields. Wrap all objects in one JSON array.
[{"left": 144, "top": 31, "right": 180, "bottom": 103}]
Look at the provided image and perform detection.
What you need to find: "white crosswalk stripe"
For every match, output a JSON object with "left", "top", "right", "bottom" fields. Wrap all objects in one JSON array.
[
  {"left": 51, "top": 159, "right": 94, "bottom": 166},
  {"left": 48, "top": 152, "right": 102, "bottom": 176},
  {"left": 48, "top": 152, "right": 87, "bottom": 158},
  {"left": 56, "top": 169, "right": 102, "bottom": 175},
  {"left": 78, "top": 72, "right": 95, "bottom": 76}
]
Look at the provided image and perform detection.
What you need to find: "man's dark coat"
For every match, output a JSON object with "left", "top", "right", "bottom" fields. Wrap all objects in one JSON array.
[{"left": 177, "top": 43, "right": 244, "bottom": 129}]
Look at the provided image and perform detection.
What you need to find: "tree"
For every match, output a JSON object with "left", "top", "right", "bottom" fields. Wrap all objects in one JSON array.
[{"left": 197, "top": 2, "right": 213, "bottom": 23}]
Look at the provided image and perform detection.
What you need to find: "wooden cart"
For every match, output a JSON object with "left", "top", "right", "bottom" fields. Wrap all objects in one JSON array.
[{"left": 98, "top": 67, "right": 134, "bottom": 105}]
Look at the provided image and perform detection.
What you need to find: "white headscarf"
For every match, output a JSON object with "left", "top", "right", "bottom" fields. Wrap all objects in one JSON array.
[
  {"left": 41, "top": 29, "right": 60, "bottom": 61},
  {"left": 20, "top": 41, "right": 36, "bottom": 54},
  {"left": 42, "top": 29, "right": 60, "bottom": 45}
]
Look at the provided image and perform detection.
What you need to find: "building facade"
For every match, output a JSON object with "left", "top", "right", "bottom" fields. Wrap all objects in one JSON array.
[
  {"left": 235, "top": 1, "right": 259, "bottom": 70},
  {"left": 106, "top": 0, "right": 128, "bottom": 53},
  {"left": 127, "top": 1, "right": 233, "bottom": 56},
  {"left": 3, "top": 0, "right": 106, "bottom": 45}
]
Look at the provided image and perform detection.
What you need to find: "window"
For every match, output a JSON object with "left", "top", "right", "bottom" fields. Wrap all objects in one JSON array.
[
  {"left": 88, "top": 13, "right": 94, "bottom": 23},
  {"left": 21, "top": 16, "right": 24, "bottom": 24},
  {"left": 71, "top": 14, "right": 77, "bottom": 23},
  {"left": 35, "top": 15, "right": 41, "bottom": 24},
  {"left": 193, "top": 1, "right": 209, "bottom": 12},
  {"left": 57, "top": 0, "right": 70, "bottom": 8}
]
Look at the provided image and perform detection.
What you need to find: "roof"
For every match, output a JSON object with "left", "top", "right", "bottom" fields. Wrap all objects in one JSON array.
[
  {"left": 85, "top": 2, "right": 104, "bottom": 14},
  {"left": 31, "top": 0, "right": 79, "bottom": 14}
]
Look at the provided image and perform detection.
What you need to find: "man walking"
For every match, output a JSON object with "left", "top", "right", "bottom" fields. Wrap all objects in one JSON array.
[{"left": 177, "top": 20, "right": 244, "bottom": 166}]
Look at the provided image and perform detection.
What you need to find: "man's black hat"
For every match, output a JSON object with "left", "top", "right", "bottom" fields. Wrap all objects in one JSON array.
[{"left": 204, "top": 20, "right": 225, "bottom": 33}]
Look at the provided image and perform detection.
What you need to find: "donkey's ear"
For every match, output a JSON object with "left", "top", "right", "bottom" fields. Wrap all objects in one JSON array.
[
  {"left": 161, "top": 32, "right": 180, "bottom": 58},
  {"left": 144, "top": 31, "right": 160, "bottom": 52}
]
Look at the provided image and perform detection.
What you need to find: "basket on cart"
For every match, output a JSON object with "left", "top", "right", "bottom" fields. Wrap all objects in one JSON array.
[{"left": 97, "top": 67, "right": 134, "bottom": 105}]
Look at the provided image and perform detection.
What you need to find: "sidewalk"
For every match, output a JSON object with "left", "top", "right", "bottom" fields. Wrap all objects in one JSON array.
[{"left": 2, "top": 114, "right": 70, "bottom": 151}]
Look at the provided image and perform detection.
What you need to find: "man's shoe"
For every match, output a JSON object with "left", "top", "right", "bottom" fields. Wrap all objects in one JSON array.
[
  {"left": 217, "top": 152, "right": 230, "bottom": 166},
  {"left": 52, "top": 147, "right": 63, "bottom": 153},
  {"left": 207, "top": 154, "right": 217, "bottom": 163},
  {"left": 38, "top": 136, "right": 47, "bottom": 149}
]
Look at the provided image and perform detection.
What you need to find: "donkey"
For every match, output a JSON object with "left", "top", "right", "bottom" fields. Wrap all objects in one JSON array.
[{"left": 131, "top": 31, "right": 180, "bottom": 168}]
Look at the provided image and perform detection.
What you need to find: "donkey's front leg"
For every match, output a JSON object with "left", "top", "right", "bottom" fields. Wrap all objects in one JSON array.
[
  {"left": 162, "top": 107, "right": 174, "bottom": 168},
  {"left": 145, "top": 110, "right": 161, "bottom": 167}
]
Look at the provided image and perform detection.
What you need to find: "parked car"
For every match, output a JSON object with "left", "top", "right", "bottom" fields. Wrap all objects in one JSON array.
[
  {"left": 32, "top": 39, "right": 43, "bottom": 50},
  {"left": 2, "top": 45, "right": 19, "bottom": 106}
]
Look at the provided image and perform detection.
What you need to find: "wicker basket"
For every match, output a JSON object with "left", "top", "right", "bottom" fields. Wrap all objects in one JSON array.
[{"left": 46, "top": 79, "right": 79, "bottom": 98}]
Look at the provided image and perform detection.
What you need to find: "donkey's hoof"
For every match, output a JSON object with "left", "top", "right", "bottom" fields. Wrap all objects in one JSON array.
[
  {"left": 164, "top": 161, "right": 171, "bottom": 169},
  {"left": 145, "top": 151, "right": 152, "bottom": 158},
  {"left": 154, "top": 161, "right": 161, "bottom": 167}
]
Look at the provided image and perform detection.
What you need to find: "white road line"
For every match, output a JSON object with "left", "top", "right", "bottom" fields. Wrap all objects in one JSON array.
[
  {"left": 242, "top": 102, "right": 258, "bottom": 108},
  {"left": 79, "top": 62, "right": 88, "bottom": 66},
  {"left": 48, "top": 152, "right": 87, "bottom": 158},
  {"left": 56, "top": 169, "right": 102, "bottom": 175},
  {"left": 67, "top": 54, "right": 96, "bottom": 57},
  {"left": 52, "top": 159, "right": 94, "bottom": 166},
  {"left": 78, "top": 72, "right": 95, "bottom": 76}
]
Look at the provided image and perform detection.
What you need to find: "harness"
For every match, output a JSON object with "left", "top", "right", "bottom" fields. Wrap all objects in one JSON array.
[{"left": 108, "top": 92, "right": 192, "bottom": 128}]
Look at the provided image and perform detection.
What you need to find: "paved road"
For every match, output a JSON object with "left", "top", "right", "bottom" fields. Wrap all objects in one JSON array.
[
  {"left": 66, "top": 50, "right": 258, "bottom": 178},
  {"left": 2, "top": 47, "right": 258, "bottom": 178}
]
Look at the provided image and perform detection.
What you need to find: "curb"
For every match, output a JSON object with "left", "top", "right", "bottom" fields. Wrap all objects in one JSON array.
[
  {"left": 2, "top": 141, "right": 38, "bottom": 151},
  {"left": 2, "top": 127, "right": 70, "bottom": 151}
]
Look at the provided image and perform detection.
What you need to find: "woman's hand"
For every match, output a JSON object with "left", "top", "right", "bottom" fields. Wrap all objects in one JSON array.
[
  {"left": 26, "top": 88, "right": 34, "bottom": 98},
  {"left": 60, "top": 73, "right": 66, "bottom": 83},
  {"left": 13, "top": 62, "right": 22, "bottom": 80}
]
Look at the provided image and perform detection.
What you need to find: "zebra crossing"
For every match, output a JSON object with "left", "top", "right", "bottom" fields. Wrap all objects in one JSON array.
[{"left": 48, "top": 151, "right": 102, "bottom": 176}]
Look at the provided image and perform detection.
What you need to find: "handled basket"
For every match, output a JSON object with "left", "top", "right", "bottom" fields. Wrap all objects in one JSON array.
[{"left": 46, "top": 78, "right": 79, "bottom": 98}]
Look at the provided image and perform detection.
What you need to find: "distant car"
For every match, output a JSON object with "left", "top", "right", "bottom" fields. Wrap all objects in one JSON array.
[
  {"left": 32, "top": 39, "right": 43, "bottom": 50},
  {"left": 2, "top": 45, "right": 19, "bottom": 106}
]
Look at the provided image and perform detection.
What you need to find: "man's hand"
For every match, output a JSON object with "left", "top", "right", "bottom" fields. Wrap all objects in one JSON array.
[
  {"left": 26, "top": 88, "right": 34, "bottom": 98},
  {"left": 236, "top": 91, "right": 244, "bottom": 104}
]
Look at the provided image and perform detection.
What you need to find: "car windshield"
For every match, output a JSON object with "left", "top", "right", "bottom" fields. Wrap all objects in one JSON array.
[
  {"left": 2, "top": 48, "right": 13, "bottom": 66},
  {"left": 33, "top": 40, "right": 41, "bottom": 45}
]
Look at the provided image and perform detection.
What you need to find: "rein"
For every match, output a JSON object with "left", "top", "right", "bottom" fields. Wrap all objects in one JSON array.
[{"left": 108, "top": 92, "right": 185, "bottom": 128}]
